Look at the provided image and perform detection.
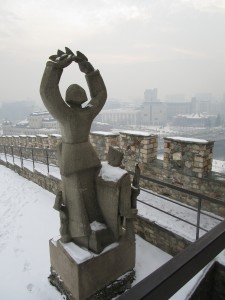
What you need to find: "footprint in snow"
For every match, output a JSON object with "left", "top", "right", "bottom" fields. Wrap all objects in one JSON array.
[
  {"left": 27, "top": 283, "right": 33, "bottom": 292},
  {"left": 23, "top": 261, "right": 31, "bottom": 272}
]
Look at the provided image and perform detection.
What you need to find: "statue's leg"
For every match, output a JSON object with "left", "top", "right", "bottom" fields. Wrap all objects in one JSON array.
[
  {"left": 61, "top": 174, "right": 91, "bottom": 238},
  {"left": 61, "top": 171, "right": 114, "bottom": 253},
  {"left": 78, "top": 168, "right": 104, "bottom": 223},
  {"left": 59, "top": 208, "right": 71, "bottom": 243}
]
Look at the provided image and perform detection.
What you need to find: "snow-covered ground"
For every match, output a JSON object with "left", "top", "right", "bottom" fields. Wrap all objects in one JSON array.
[
  {"left": 1, "top": 153, "right": 224, "bottom": 242},
  {"left": 0, "top": 165, "right": 172, "bottom": 299},
  {"left": 138, "top": 189, "right": 223, "bottom": 242},
  {"left": 1, "top": 155, "right": 225, "bottom": 299}
]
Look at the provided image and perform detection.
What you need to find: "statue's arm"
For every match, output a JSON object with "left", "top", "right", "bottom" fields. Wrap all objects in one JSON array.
[
  {"left": 75, "top": 52, "right": 107, "bottom": 118},
  {"left": 85, "top": 70, "right": 107, "bottom": 118},
  {"left": 40, "top": 61, "right": 69, "bottom": 121}
]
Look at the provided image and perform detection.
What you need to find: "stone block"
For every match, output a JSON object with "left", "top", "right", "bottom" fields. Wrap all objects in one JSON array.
[
  {"left": 164, "top": 148, "right": 171, "bottom": 154},
  {"left": 185, "top": 161, "right": 192, "bottom": 168},
  {"left": 143, "top": 144, "right": 151, "bottom": 150},
  {"left": 199, "top": 151, "right": 205, "bottom": 156},
  {"left": 193, "top": 167, "right": 202, "bottom": 173},
  {"left": 141, "top": 139, "right": 150, "bottom": 145},
  {"left": 173, "top": 152, "right": 182, "bottom": 161},
  {"left": 49, "top": 237, "right": 135, "bottom": 300},
  {"left": 163, "top": 162, "right": 168, "bottom": 168},
  {"left": 140, "top": 149, "right": 148, "bottom": 155},
  {"left": 192, "top": 144, "right": 201, "bottom": 151},
  {"left": 194, "top": 156, "right": 204, "bottom": 163}
]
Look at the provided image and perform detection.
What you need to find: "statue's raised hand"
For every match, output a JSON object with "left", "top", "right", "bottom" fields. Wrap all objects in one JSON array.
[
  {"left": 49, "top": 47, "right": 76, "bottom": 69},
  {"left": 75, "top": 51, "right": 95, "bottom": 74},
  {"left": 49, "top": 48, "right": 94, "bottom": 74}
]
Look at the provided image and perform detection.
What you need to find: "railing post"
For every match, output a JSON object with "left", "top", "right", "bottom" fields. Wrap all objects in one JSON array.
[
  {"left": 4, "top": 145, "right": 7, "bottom": 162},
  {"left": 31, "top": 147, "right": 35, "bottom": 171},
  {"left": 196, "top": 197, "right": 202, "bottom": 240},
  {"left": 46, "top": 149, "right": 49, "bottom": 174},
  {"left": 11, "top": 146, "right": 15, "bottom": 164},
  {"left": 20, "top": 147, "right": 23, "bottom": 169}
]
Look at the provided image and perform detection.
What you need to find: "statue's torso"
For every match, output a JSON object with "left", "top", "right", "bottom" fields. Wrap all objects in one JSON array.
[{"left": 59, "top": 106, "right": 92, "bottom": 144}]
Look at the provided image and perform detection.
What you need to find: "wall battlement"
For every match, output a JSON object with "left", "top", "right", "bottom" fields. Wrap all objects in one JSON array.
[
  {"left": 0, "top": 132, "right": 214, "bottom": 177},
  {"left": 1, "top": 131, "right": 225, "bottom": 256},
  {"left": 1, "top": 131, "right": 225, "bottom": 218}
]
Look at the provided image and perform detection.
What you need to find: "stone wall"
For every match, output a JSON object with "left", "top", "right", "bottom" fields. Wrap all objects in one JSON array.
[
  {"left": 1, "top": 131, "right": 225, "bottom": 257},
  {"left": 0, "top": 134, "right": 62, "bottom": 148},
  {"left": 134, "top": 215, "right": 191, "bottom": 256},
  {"left": 140, "top": 160, "right": 225, "bottom": 217},
  {"left": 0, "top": 159, "right": 61, "bottom": 195},
  {"left": 1, "top": 131, "right": 225, "bottom": 218},
  {"left": 89, "top": 132, "right": 119, "bottom": 161},
  {"left": 163, "top": 137, "right": 214, "bottom": 178},
  {"left": 0, "top": 157, "right": 190, "bottom": 256},
  {"left": 119, "top": 131, "right": 158, "bottom": 170},
  {"left": 0, "top": 134, "right": 61, "bottom": 165}
]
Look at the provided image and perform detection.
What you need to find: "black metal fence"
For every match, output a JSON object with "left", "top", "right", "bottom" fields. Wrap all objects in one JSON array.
[
  {"left": 0, "top": 144, "right": 57, "bottom": 174},
  {"left": 1, "top": 144, "right": 224, "bottom": 242},
  {"left": 1, "top": 144, "right": 225, "bottom": 299},
  {"left": 130, "top": 171, "right": 225, "bottom": 241},
  {"left": 119, "top": 219, "right": 225, "bottom": 299}
]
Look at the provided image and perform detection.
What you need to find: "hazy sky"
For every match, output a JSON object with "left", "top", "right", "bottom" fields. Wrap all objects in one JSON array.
[{"left": 1, "top": 0, "right": 225, "bottom": 105}]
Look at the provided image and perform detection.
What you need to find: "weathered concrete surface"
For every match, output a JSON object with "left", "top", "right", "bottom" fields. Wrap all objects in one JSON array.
[
  {"left": 40, "top": 49, "right": 109, "bottom": 252},
  {"left": 0, "top": 158, "right": 193, "bottom": 255},
  {"left": 49, "top": 237, "right": 135, "bottom": 300}
]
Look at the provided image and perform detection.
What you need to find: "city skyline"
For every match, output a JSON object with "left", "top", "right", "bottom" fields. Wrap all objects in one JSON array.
[{"left": 1, "top": 0, "right": 225, "bottom": 104}]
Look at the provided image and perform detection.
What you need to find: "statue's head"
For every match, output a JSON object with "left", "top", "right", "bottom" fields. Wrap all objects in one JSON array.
[{"left": 65, "top": 84, "right": 88, "bottom": 107}]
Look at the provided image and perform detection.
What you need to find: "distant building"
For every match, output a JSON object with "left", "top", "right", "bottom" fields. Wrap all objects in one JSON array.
[
  {"left": 2, "top": 111, "right": 60, "bottom": 135},
  {"left": 166, "top": 94, "right": 185, "bottom": 102},
  {"left": 144, "top": 88, "right": 158, "bottom": 102},
  {"left": 141, "top": 101, "right": 167, "bottom": 125},
  {"left": 191, "top": 96, "right": 211, "bottom": 114},
  {"left": 102, "top": 99, "right": 122, "bottom": 109},
  {"left": 166, "top": 102, "right": 191, "bottom": 122},
  {"left": 172, "top": 113, "right": 217, "bottom": 127},
  {"left": 28, "top": 111, "right": 59, "bottom": 131},
  {"left": 98, "top": 108, "right": 141, "bottom": 126},
  {"left": 28, "top": 111, "right": 50, "bottom": 129},
  {"left": 0, "top": 100, "right": 36, "bottom": 122},
  {"left": 141, "top": 89, "right": 216, "bottom": 125},
  {"left": 91, "top": 122, "right": 113, "bottom": 132}
]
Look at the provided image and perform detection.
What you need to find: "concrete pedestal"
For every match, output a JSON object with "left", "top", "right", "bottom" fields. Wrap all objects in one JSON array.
[{"left": 49, "top": 237, "right": 135, "bottom": 300}]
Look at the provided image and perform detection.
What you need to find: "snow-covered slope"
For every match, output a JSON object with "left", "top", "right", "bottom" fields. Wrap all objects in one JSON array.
[{"left": 0, "top": 165, "right": 171, "bottom": 299}]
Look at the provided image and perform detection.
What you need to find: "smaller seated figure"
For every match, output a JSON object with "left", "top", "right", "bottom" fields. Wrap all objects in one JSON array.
[
  {"left": 54, "top": 146, "right": 139, "bottom": 253},
  {"left": 96, "top": 146, "right": 138, "bottom": 247}
]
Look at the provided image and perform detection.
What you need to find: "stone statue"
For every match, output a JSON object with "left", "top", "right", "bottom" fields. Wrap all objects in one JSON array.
[
  {"left": 42, "top": 49, "right": 137, "bottom": 299},
  {"left": 40, "top": 48, "right": 108, "bottom": 252}
]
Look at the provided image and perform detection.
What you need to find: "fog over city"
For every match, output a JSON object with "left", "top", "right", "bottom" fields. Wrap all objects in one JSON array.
[
  {"left": 2, "top": 2, "right": 225, "bottom": 299},
  {"left": 1, "top": 0, "right": 225, "bottom": 105}
]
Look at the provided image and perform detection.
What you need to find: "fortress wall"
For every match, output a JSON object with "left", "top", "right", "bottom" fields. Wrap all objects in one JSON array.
[{"left": 1, "top": 132, "right": 225, "bottom": 217}]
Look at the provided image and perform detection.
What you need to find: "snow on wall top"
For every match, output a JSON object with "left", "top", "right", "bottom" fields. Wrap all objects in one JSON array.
[
  {"left": 36, "top": 134, "right": 48, "bottom": 138},
  {"left": 165, "top": 136, "right": 210, "bottom": 144},
  {"left": 119, "top": 130, "right": 155, "bottom": 137},
  {"left": 90, "top": 131, "right": 118, "bottom": 136}
]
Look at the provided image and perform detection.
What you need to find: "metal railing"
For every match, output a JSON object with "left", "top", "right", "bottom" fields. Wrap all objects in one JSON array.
[
  {"left": 1, "top": 144, "right": 225, "bottom": 299},
  {"left": 0, "top": 144, "right": 57, "bottom": 175},
  {"left": 1, "top": 144, "right": 225, "bottom": 242},
  {"left": 129, "top": 171, "right": 225, "bottom": 241},
  {"left": 119, "top": 219, "right": 225, "bottom": 299}
]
